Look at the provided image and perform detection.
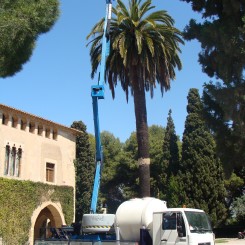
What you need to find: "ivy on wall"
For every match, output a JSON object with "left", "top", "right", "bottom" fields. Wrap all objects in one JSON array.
[{"left": 0, "top": 177, "right": 74, "bottom": 244}]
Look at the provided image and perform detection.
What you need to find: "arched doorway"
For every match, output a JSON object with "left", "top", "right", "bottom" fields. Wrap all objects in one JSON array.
[{"left": 30, "top": 202, "right": 66, "bottom": 244}]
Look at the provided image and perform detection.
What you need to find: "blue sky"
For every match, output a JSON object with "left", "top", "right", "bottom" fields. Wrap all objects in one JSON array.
[{"left": 0, "top": 0, "right": 209, "bottom": 142}]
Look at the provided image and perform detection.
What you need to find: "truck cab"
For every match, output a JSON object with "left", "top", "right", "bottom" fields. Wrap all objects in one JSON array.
[{"left": 153, "top": 208, "right": 215, "bottom": 245}]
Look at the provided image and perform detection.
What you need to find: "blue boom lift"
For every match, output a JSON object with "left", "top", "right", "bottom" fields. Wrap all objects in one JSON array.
[
  {"left": 90, "top": 0, "right": 112, "bottom": 214},
  {"left": 80, "top": 0, "right": 115, "bottom": 240}
]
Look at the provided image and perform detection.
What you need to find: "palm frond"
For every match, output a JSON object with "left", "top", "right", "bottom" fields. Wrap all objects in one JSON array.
[
  {"left": 139, "top": 0, "right": 155, "bottom": 19},
  {"left": 87, "top": 0, "right": 184, "bottom": 98},
  {"left": 135, "top": 29, "right": 143, "bottom": 54}
]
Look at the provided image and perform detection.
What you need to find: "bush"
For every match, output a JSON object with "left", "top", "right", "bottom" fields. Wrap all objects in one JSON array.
[{"left": 0, "top": 177, "right": 74, "bottom": 244}]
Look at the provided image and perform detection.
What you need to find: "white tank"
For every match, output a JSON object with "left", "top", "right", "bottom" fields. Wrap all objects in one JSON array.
[{"left": 115, "top": 197, "right": 167, "bottom": 241}]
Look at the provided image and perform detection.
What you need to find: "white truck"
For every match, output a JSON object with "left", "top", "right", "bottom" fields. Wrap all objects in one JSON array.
[{"left": 81, "top": 197, "right": 215, "bottom": 245}]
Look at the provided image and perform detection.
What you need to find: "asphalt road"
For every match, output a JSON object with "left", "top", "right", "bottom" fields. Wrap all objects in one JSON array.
[{"left": 216, "top": 238, "right": 245, "bottom": 244}]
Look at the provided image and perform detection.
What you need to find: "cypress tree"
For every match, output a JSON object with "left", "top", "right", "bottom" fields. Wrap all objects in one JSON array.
[
  {"left": 181, "top": 0, "right": 245, "bottom": 173},
  {"left": 180, "top": 88, "right": 227, "bottom": 226},
  {"left": 162, "top": 109, "right": 181, "bottom": 206},
  {"left": 71, "top": 121, "right": 95, "bottom": 222},
  {"left": 163, "top": 109, "right": 180, "bottom": 177},
  {"left": 149, "top": 125, "right": 165, "bottom": 199}
]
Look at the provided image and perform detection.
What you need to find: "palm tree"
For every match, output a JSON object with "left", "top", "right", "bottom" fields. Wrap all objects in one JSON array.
[{"left": 87, "top": 0, "right": 183, "bottom": 197}]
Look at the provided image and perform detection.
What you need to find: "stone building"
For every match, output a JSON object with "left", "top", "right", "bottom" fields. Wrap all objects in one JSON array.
[{"left": 0, "top": 103, "right": 79, "bottom": 244}]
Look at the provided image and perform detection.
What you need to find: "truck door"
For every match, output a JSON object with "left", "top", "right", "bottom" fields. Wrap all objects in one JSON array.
[{"left": 160, "top": 212, "right": 187, "bottom": 245}]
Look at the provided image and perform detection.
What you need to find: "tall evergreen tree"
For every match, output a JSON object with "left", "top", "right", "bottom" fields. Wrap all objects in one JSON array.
[
  {"left": 180, "top": 88, "right": 227, "bottom": 226},
  {"left": 166, "top": 174, "right": 182, "bottom": 208},
  {"left": 180, "top": 0, "right": 245, "bottom": 173},
  {"left": 162, "top": 109, "right": 180, "bottom": 177},
  {"left": 162, "top": 109, "right": 181, "bottom": 207},
  {"left": 71, "top": 121, "right": 95, "bottom": 222},
  {"left": 0, "top": 0, "right": 59, "bottom": 77},
  {"left": 148, "top": 125, "right": 165, "bottom": 199}
]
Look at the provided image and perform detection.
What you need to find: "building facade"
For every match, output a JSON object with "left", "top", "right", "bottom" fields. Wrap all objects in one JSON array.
[{"left": 0, "top": 103, "right": 79, "bottom": 244}]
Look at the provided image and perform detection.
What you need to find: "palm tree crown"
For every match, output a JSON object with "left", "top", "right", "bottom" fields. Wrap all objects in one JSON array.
[{"left": 87, "top": 0, "right": 183, "bottom": 100}]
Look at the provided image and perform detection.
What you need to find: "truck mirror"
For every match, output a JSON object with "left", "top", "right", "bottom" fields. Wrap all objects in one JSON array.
[
  {"left": 177, "top": 226, "right": 184, "bottom": 237},
  {"left": 177, "top": 213, "right": 186, "bottom": 237}
]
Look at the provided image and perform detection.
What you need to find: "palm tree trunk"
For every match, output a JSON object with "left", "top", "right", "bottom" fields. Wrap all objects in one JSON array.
[{"left": 133, "top": 79, "right": 151, "bottom": 197}]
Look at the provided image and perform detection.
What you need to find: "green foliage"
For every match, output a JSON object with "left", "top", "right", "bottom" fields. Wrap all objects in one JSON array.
[
  {"left": 0, "top": 177, "right": 73, "bottom": 244},
  {"left": 225, "top": 172, "right": 244, "bottom": 207},
  {"left": 100, "top": 131, "right": 123, "bottom": 187},
  {"left": 162, "top": 110, "right": 180, "bottom": 176},
  {"left": 149, "top": 125, "right": 165, "bottom": 198},
  {"left": 224, "top": 172, "right": 244, "bottom": 223},
  {"left": 122, "top": 126, "right": 167, "bottom": 200},
  {"left": 179, "top": 88, "right": 227, "bottom": 226},
  {"left": 202, "top": 83, "right": 245, "bottom": 175},
  {"left": 161, "top": 109, "right": 181, "bottom": 206},
  {"left": 100, "top": 131, "right": 138, "bottom": 213},
  {"left": 71, "top": 121, "right": 94, "bottom": 221},
  {"left": 97, "top": 126, "right": 168, "bottom": 212},
  {"left": 231, "top": 195, "right": 245, "bottom": 224},
  {"left": 182, "top": 0, "right": 245, "bottom": 83},
  {"left": 0, "top": 0, "right": 59, "bottom": 77},
  {"left": 181, "top": 0, "right": 245, "bottom": 173},
  {"left": 124, "top": 132, "right": 138, "bottom": 161},
  {"left": 165, "top": 175, "right": 182, "bottom": 208}
]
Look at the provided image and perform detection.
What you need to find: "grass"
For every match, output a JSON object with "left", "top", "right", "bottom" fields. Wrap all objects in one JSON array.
[{"left": 215, "top": 239, "right": 229, "bottom": 243}]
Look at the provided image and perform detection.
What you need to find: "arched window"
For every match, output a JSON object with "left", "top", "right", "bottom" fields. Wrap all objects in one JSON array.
[
  {"left": 15, "top": 147, "right": 22, "bottom": 177},
  {"left": 45, "top": 128, "right": 50, "bottom": 138},
  {"left": 21, "top": 119, "right": 27, "bottom": 131},
  {"left": 4, "top": 144, "right": 10, "bottom": 175},
  {"left": 2, "top": 113, "right": 8, "bottom": 125},
  {"left": 53, "top": 129, "right": 58, "bottom": 140},
  {"left": 38, "top": 125, "right": 43, "bottom": 136},
  {"left": 29, "top": 122, "right": 35, "bottom": 133},
  {"left": 10, "top": 146, "right": 16, "bottom": 176},
  {"left": 12, "top": 116, "right": 17, "bottom": 128}
]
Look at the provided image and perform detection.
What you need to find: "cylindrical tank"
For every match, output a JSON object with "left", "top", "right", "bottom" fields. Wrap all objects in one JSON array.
[{"left": 115, "top": 197, "right": 167, "bottom": 241}]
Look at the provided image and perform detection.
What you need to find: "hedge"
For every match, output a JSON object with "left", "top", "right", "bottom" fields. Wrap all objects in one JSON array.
[{"left": 0, "top": 177, "right": 74, "bottom": 244}]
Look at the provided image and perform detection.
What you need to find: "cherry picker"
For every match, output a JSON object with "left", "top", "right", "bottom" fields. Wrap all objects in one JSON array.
[
  {"left": 90, "top": 0, "right": 113, "bottom": 214},
  {"left": 80, "top": 0, "right": 116, "bottom": 237}
]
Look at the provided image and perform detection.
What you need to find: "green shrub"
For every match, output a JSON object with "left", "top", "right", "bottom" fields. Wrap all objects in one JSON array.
[{"left": 0, "top": 177, "right": 74, "bottom": 244}]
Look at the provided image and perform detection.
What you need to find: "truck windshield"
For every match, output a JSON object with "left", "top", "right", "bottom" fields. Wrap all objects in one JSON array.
[{"left": 185, "top": 211, "right": 212, "bottom": 233}]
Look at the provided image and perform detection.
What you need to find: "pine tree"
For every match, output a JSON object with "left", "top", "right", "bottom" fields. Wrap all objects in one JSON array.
[
  {"left": 0, "top": 0, "right": 59, "bottom": 77},
  {"left": 71, "top": 121, "right": 95, "bottom": 222},
  {"left": 99, "top": 131, "right": 126, "bottom": 213},
  {"left": 179, "top": 88, "right": 227, "bottom": 226}
]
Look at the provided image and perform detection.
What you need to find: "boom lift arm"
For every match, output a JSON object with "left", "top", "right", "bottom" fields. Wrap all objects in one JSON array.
[{"left": 90, "top": 0, "right": 113, "bottom": 214}]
